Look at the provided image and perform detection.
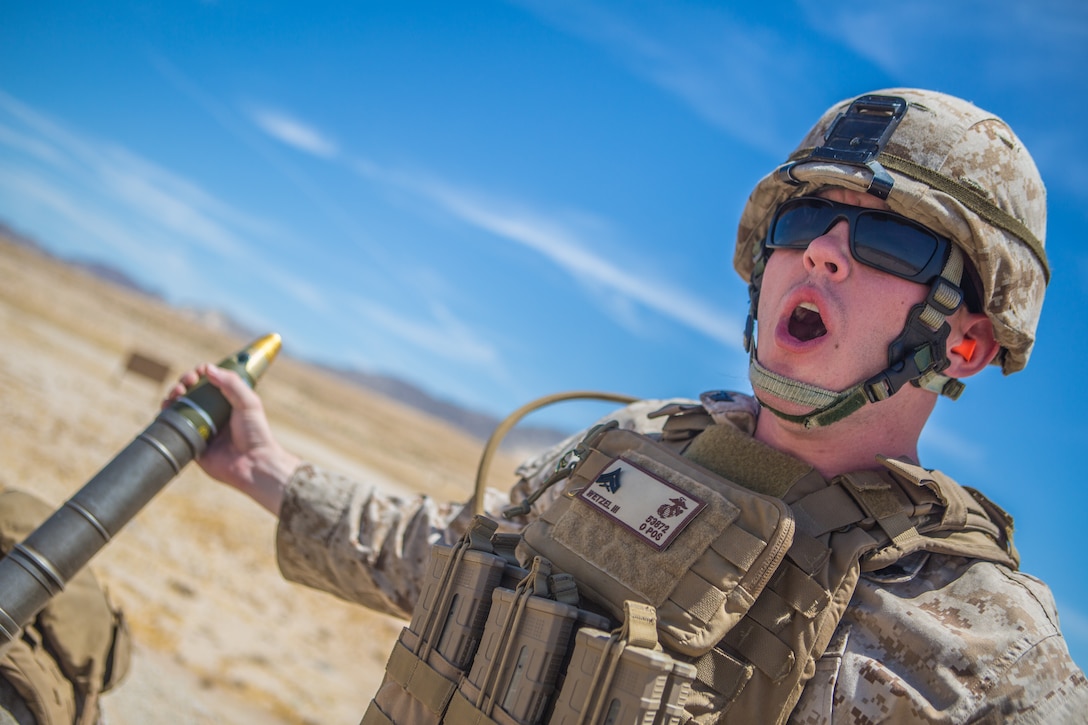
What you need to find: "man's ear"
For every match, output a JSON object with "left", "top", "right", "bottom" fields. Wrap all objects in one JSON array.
[{"left": 945, "top": 310, "right": 1000, "bottom": 379}]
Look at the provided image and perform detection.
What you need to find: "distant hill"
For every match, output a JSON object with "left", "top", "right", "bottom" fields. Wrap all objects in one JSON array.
[
  {"left": 70, "top": 259, "right": 164, "bottom": 299},
  {"left": 318, "top": 364, "right": 570, "bottom": 453},
  {"left": 2, "top": 220, "right": 570, "bottom": 452},
  {"left": 1, "top": 221, "right": 164, "bottom": 299}
]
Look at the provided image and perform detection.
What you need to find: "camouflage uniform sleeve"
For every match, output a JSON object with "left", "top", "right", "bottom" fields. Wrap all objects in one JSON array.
[
  {"left": 273, "top": 397, "right": 688, "bottom": 620},
  {"left": 275, "top": 463, "right": 516, "bottom": 619},
  {"left": 789, "top": 555, "right": 1088, "bottom": 724}
]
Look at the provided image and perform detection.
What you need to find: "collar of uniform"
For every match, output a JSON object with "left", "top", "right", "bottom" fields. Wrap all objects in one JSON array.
[
  {"left": 682, "top": 417, "right": 820, "bottom": 498},
  {"left": 699, "top": 390, "right": 760, "bottom": 435}
]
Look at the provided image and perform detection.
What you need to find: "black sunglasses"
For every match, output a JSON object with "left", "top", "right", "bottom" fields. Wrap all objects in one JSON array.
[{"left": 765, "top": 197, "right": 950, "bottom": 284}]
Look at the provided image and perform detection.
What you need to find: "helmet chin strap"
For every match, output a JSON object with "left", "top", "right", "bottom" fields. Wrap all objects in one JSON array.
[
  {"left": 747, "top": 245, "right": 968, "bottom": 429},
  {"left": 749, "top": 356, "right": 871, "bottom": 428}
]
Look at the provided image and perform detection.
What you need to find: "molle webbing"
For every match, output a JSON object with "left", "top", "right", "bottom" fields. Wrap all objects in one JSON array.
[
  {"left": 366, "top": 409, "right": 1019, "bottom": 724},
  {"left": 447, "top": 556, "right": 578, "bottom": 724},
  {"left": 674, "top": 424, "right": 848, "bottom": 723}
]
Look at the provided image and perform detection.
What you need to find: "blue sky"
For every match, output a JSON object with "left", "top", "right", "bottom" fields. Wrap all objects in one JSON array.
[{"left": 3, "top": 2, "right": 1087, "bottom": 669}]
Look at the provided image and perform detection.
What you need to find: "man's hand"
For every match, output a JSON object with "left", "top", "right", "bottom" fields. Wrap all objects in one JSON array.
[{"left": 164, "top": 364, "right": 299, "bottom": 515}]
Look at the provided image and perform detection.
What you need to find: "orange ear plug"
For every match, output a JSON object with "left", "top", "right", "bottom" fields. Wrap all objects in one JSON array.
[{"left": 951, "top": 338, "right": 977, "bottom": 362}]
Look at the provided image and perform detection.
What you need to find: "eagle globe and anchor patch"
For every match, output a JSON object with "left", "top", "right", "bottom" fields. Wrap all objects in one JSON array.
[{"left": 577, "top": 457, "right": 706, "bottom": 551}]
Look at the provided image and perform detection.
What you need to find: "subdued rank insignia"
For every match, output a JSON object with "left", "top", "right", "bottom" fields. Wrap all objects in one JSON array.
[
  {"left": 595, "top": 469, "right": 622, "bottom": 494},
  {"left": 578, "top": 457, "right": 706, "bottom": 551}
]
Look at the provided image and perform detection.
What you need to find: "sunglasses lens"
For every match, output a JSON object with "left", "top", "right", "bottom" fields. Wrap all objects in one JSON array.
[
  {"left": 770, "top": 199, "right": 831, "bottom": 248},
  {"left": 853, "top": 213, "right": 941, "bottom": 278}
]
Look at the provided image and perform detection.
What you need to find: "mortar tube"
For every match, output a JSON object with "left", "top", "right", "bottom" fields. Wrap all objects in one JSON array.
[{"left": 0, "top": 333, "right": 281, "bottom": 656}]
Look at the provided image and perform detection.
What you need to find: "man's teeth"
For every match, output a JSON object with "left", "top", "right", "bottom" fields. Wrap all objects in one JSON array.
[{"left": 788, "top": 301, "right": 827, "bottom": 341}]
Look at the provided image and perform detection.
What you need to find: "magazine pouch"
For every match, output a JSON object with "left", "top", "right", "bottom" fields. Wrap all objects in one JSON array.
[
  {"left": 362, "top": 516, "right": 519, "bottom": 725},
  {"left": 445, "top": 557, "right": 611, "bottom": 724},
  {"left": 548, "top": 600, "right": 696, "bottom": 725}
]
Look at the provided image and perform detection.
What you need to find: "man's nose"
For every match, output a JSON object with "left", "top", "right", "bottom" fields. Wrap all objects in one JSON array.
[{"left": 802, "top": 220, "right": 852, "bottom": 281}]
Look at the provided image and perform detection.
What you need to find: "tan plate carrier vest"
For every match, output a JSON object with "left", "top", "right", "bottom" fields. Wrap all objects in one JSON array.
[
  {"left": 0, "top": 489, "right": 131, "bottom": 725},
  {"left": 362, "top": 404, "right": 1018, "bottom": 725}
]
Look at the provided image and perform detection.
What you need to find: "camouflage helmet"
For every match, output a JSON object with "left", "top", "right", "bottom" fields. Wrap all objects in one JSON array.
[{"left": 734, "top": 88, "right": 1048, "bottom": 374}]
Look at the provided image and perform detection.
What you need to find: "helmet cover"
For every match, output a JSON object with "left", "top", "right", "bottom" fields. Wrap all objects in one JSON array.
[{"left": 735, "top": 88, "right": 1048, "bottom": 374}]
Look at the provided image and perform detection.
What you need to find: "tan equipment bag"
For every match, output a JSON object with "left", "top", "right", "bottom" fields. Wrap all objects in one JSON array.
[{"left": 0, "top": 488, "right": 131, "bottom": 725}]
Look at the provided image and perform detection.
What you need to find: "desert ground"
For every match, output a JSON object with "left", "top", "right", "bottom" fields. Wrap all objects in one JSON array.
[{"left": 0, "top": 235, "right": 526, "bottom": 723}]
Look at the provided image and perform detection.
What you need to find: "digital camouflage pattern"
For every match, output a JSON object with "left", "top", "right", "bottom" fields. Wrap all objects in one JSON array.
[
  {"left": 735, "top": 88, "right": 1048, "bottom": 374},
  {"left": 274, "top": 395, "right": 1088, "bottom": 723},
  {"left": 803, "top": 556, "right": 1088, "bottom": 724}
]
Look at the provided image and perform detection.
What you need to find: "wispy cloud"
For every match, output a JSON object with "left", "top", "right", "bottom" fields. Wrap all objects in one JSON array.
[
  {"left": 247, "top": 101, "right": 741, "bottom": 347},
  {"left": 408, "top": 176, "right": 740, "bottom": 345},
  {"left": 0, "top": 90, "right": 329, "bottom": 313},
  {"left": 801, "top": 1, "right": 1088, "bottom": 84},
  {"left": 512, "top": 0, "right": 1088, "bottom": 212},
  {"left": 347, "top": 296, "right": 498, "bottom": 366},
  {"left": 149, "top": 55, "right": 400, "bottom": 272},
  {"left": 259, "top": 264, "right": 332, "bottom": 314},
  {"left": 24, "top": 49, "right": 739, "bottom": 359},
  {"left": 0, "top": 90, "right": 261, "bottom": 259},
  {"left": 0, "top": 165, "right": 152, "bottom": 260},
  {"left": 0, "top": 89, "right": 501, "bottom": 379},
  {"left": 249, "top": 107, "right": 339, "bottom": 159},
  {"left": 0, "top": 122, "right": 67, "bottom": 167}
]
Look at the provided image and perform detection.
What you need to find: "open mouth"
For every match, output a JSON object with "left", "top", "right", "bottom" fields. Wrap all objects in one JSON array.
[{"left": 787, "top": 302, "right": 827, "bottom": 342}]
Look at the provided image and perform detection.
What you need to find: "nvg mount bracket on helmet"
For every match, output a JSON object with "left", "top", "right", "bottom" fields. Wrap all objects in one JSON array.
[{"left": 778, "top": 94, "right": 907, "bottom": 199}]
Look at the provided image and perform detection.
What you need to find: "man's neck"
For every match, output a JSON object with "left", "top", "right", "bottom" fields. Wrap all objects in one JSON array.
[{"left": 752, "top": 392, "right": 932, "bottom": 478}]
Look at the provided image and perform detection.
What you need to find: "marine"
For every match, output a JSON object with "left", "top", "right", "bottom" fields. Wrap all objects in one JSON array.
[{"left": 167, "top": 88, "right": 1088, "bottom": 722}]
